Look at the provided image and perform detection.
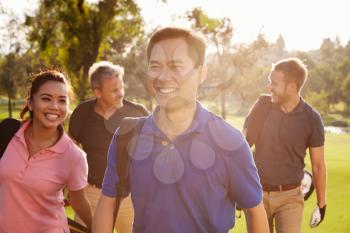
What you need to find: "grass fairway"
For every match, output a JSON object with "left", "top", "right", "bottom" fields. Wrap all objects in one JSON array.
[{"left": 227, "top": 116, "right": 350, "bottom": 233}]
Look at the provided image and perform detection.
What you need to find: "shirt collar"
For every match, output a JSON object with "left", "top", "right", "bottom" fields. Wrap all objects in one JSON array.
[
  {"left": 272, "top": 97, "right": 306, "bottom": 114},
  {"left": 89, "top": 98, "right": 128, "bottom": 119},
  {"left": 15, "top": 121, "right": 68, "bottom": 154},
  {"left": 142, "top": 101, "right": 210, "bottom": 137},
  {"left": 292, "top": 97, "right": 307, "bottom": 113}
]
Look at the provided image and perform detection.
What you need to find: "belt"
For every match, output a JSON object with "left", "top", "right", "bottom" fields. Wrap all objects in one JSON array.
[{"left": 262, "top": 183, "right": 300, "bottom": 192}]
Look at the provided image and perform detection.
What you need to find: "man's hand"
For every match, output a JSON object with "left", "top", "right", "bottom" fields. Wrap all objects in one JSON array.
[{"left": 310, "top": 204, "right": 326, "bottom": 228}]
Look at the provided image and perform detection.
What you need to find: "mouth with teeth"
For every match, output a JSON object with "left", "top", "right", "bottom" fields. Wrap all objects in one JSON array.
[
  {"left": 156, "top": 87, "right": 177, "bottom": 95},
  {"left": 45, "top": 113, "right": 60, "bottom": 121}
]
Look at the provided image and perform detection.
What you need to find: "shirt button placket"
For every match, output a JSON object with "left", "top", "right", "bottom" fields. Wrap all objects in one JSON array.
[{"left": 161, "top": 140, "right": 168, "bottom": 147}]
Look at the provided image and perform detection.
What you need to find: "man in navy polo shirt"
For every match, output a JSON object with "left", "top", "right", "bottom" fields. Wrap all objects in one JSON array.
[
  {"left": 69, "top": 61, "right": 148, "bottom": 233},
  {"left": 243, "top": 58, "right": 327, "bottom": 233},
  {"left": 93, "top": 26, "right": 269, "bottom": 233}
]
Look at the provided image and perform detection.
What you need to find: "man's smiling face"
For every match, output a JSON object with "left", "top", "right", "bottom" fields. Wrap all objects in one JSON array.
[{"left": 147, "top": 37, "right": 204, "bottom": 111}]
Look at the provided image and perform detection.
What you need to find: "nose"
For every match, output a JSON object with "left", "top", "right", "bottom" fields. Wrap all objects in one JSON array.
[
  {"left": 118, "top": 89, "right": 125, "bottom": 98},
  {"left": 156, "top": 68, "right": 172, "bottom": 81},
  {"left": 50, "top": 100, "right": 60, "bottom": 109}
]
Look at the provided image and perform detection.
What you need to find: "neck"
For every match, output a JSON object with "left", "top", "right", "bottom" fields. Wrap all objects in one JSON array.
[
  {"left": 95, "top": 99, "right": 120, "bottom": 119},
  {"left": 156, "top": 102, "right": 197, "bottom": 141},
  {"left": 280, "top": 94, "right": 301, "bottom": 113},
  {"left": 25, "top": 122, "right": 60, "bottom": 157},
  {"left": 30, "top": 122, "right": 58, "bottom": 140}
]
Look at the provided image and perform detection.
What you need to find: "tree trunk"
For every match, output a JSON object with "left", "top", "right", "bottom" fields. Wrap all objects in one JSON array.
[
  {"left": 220, "top": 91, "right": 226, "bottom": 120},
  {"left": 7, "top": 95, "right": 12, "bottom": 118},
  {"left": 78, "top": 71, "right": 89, "bottom": 101}
]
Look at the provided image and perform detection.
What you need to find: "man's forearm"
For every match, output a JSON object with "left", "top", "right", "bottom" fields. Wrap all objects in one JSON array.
[
  {"left": 244, "top": 202, "right": 269, "bottom": 233},
  {"left": 312, "top": 162, "right": 327, "bottom": 207},
  {"left": 92, "top": 194, "right": 116, "bottom": 233}
]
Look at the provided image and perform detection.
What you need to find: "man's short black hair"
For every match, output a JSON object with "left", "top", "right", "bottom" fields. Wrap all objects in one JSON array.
[{"left": 147, "top": 26, "right": 207, "bottom": 68}]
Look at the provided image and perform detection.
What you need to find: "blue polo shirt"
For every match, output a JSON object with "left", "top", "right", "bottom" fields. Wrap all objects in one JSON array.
[{"left": 102, "top": 102, "right": 262, "bottom": 233}]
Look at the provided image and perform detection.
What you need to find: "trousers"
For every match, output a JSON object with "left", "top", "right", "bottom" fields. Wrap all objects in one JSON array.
[
  {"left": 263, "top": 186, "right": 304, "bottom": 233},
  {"left": 75, "top": 184, "right": 134, "bottom": 233}
]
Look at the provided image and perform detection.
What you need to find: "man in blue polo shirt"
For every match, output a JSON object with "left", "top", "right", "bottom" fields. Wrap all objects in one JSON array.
[{"left": 93, "top": 26, "right": 269, "bottom": 233}]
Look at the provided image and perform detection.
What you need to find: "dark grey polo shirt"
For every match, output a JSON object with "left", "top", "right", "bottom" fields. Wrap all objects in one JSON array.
[
  {"left": 69, "top": 98, "right": 148, "bottom": 188},
  {"left": 244, "top": 98, "right": 324, "bottom": 185}
]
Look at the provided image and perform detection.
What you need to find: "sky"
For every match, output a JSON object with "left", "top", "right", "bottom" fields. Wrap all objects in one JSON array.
[{"left": 1, "top": 0, "right": 350, "bottom": 51}]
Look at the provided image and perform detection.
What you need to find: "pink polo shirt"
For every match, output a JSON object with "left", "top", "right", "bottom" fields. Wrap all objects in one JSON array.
[{"left": 0, "top": 121, "right": 88, "bottom": 233}]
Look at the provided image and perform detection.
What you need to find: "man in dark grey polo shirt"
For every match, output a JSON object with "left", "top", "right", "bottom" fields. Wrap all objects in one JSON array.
[
  {"left": 243, "top": 58, "right": 327, "bottom": 233},
  {"left": 69, "top": 61, "right": 148, "bottom": 233}
]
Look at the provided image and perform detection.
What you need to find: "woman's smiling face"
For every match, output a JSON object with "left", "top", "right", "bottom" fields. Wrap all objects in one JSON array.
[{"left": 28, "top": 80, "right": 69, "bottom": 129}]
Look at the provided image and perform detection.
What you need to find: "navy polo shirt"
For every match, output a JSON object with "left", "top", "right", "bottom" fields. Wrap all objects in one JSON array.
[
  {"left": 245, "top": 98, "right": 324, "bottom": 185},
  {"left": 102, "top": 102, "right": 262, "bottom": 233},
  {"left": 69, "top": 98, "right": 148, "bottom": 188}
]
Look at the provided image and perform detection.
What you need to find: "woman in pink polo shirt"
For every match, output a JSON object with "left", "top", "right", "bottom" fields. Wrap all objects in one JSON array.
[{"left": 0, "top": 70, "right": 92, "bottom": 233}]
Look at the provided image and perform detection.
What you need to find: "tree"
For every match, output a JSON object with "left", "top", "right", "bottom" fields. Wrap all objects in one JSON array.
[
  {"left": 272, "top": 34, "right": 286, "bottom": 57},
  {"left": 185, "top": 7, "right": 272, "bottom": 117},
  {"left": 319, "top": 38, "right": 336, "bottom": 64},
  {"left": 0, "top": 53, "right": 29, "bottom": 117},
  {"left": 25, "top": 0, "right": 144, "bottom": 101},
  {"left": 110, "top": 36, "right": 154, "bottom": 110},
  {"left": 186, "top": 7, "right": 234, "bottom": 119},
  {"left": 0, "top": 4, "right": 29, "bottom": 117},
  {"left": 341, "top": 73, "right": 350, "bottom": 114},
  {"left": 305, "top": 90, "right": 329, "bottom": 115},
  {"left": 229, "top": 35, "right": 270, "bottom": 113}
]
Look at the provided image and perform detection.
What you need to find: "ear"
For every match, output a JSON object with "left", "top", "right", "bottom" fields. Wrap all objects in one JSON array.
[
  {"left": 93, "top": 88, "right": 102, "bottom": 98},
  {"left": 27, "top": 99, "right": 33, "bottom": 111},
  {"left": 198, "top": 65, "right": 207, "bottom": 84},
  {"left": 287, "top": 82, "right": 298, "bottom": 93}
]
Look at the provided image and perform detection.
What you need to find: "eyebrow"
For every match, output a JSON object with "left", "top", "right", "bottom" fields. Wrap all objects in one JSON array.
[
  {"left": 40, "top": 93, "right": 67, "bottom": 99},
  {"left": 149, "top": 59, "right": 184, "bottom": 65},
  {"left": 168, "top": 60, "right": 184, "bottom": 65}
]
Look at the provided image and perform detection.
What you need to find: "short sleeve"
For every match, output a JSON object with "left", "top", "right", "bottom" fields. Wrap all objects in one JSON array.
[
  {"left": 67, "top": 152, "right": 88, "bottom": 191},
  {"left": 68, "top": 105, "right": 83, "bottom": 142},
  {"left": 101, "top": 129, "right": 120, "bottom": 197},
  {"left": 243, "top": 105, "right": 256, "bottom": 130},
  {"left": 308, "top": 112, "right": 325, "bottom": 147},
  {"left": 227, "top": 140, "right": 262, "bottom": 208},
  {"left": 243, "top": 96, "right": 265, "bottom": 130}
]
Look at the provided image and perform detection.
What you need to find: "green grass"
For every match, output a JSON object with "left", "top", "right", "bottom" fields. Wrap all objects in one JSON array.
[{"left": 0, "top": 104, "right": 21, "bottom": 119}]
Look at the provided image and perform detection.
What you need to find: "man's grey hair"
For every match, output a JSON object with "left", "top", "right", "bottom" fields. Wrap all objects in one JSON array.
[{"left": 88, "top": 61, "right": 124, "bottom": 89}]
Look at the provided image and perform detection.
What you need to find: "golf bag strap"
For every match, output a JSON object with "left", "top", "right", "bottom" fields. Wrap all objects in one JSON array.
[
  {"left": 245, "top": 94, "right": 272, "bottom": 147},
  {"left": 68, "top": 217, "right": 90, "bottom": 233},
  {"left": 0, "top": 118, "right": 21, "bottom": 158},
  {"left": 112, "top": 117, "right": 146, "bottom": 229}
]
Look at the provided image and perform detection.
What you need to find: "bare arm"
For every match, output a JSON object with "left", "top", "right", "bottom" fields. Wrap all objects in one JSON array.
[
  {"left": 69, "top": 188, "right": 92, "bottom": 230},
  {"left": 92, "top": 194, "right": 116, "bottom": 233},
  {"left": 244, "top": 201, "right": 269, "bottom": 233},
  {"left": 309, "top": 146, "right": 327, "bottom": 207}
]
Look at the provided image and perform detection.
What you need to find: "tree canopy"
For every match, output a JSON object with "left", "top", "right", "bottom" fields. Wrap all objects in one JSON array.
[{"left": 25, "top": 0, "right": 144, "bottom": 101}]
